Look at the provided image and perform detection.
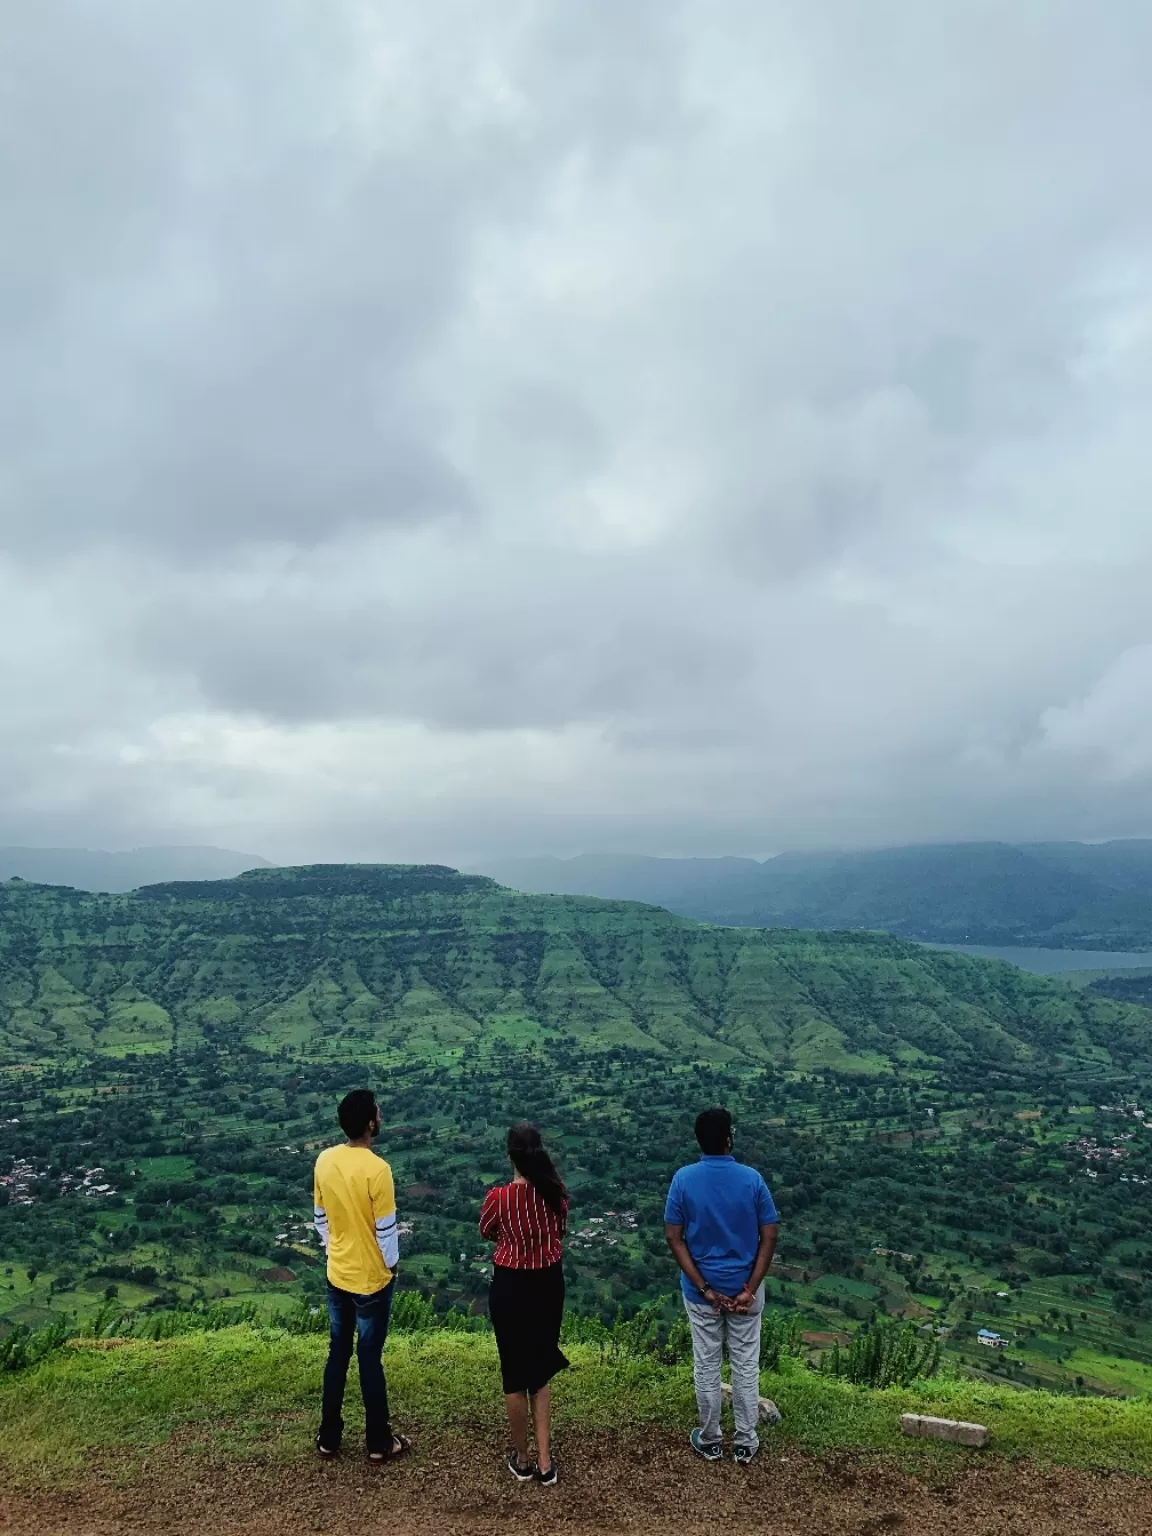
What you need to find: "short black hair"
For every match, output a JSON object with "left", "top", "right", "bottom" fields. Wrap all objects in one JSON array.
[
  {"left": 338, "top": 1089, "right": 379, "bottom": 1139},
  {"left": 695, "top": 1106, "right": 733, "bottom": 1155}
]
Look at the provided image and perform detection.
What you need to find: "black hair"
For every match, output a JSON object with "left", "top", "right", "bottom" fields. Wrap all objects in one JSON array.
[
  {"left": 695, "top": 1106, "right": 733, "bottom": 1155},
  {"left": 338, "top": 1088, "right": 379, "bottom": 1140},
  {"left": 507, "top": 1122, "right": 567, "bottom": 1213}
]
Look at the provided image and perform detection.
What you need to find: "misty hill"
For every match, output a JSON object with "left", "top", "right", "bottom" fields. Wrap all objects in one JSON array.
[
  {"left": 1, "top": 862, "right": 1148, "bottom": 1076},
  {"left": 472, "top": 842, "right": 1152, "bottom": 949},
  {"left": 0, "top": 845, "right": 271, "bottom": 893}
]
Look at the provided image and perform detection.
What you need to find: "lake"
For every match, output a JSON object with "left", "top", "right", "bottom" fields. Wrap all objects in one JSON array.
[{"left": 924, "top": 943, "right": 1152, "bottom": 976}]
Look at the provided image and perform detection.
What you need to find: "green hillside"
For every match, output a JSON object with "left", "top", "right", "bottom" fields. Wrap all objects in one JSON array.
[
  {"left": 2, "top": 863, "right": 1148, "bottom": 1072},
  {"left": 2, "top": 865, "right": 1152, "bottom": 1398}
]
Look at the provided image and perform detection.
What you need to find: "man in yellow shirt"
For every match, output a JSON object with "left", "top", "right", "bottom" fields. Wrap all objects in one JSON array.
[{"left": 314, "top": 1089, "right": 411, "bottom": 1462}]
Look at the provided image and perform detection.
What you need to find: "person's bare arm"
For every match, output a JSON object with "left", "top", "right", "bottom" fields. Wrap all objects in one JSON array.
[
  {"left": 731, "top": 1222, "right": 779, "bottom": 1312},
  {"left": 664, "top": 1222, "right": 729, "bottom": 1311}
]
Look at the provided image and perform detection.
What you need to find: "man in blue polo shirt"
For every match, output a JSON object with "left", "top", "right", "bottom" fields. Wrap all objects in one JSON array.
[{"left": 664, "top": 1106, "right": 779, "bottom": 1463}]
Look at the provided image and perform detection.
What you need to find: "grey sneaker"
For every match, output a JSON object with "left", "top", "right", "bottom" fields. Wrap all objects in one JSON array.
[{"left": 690, "top": 1428, "right": 724, "bottom": 1461}]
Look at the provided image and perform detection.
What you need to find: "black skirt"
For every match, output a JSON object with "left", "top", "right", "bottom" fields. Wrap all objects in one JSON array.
[{"left": 488, "top": 1261, "right": 569, "bottom": 1395}]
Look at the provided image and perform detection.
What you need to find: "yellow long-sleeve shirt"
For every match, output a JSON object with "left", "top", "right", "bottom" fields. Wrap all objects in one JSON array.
[{"left": 313, "top": 1144, "right": 398, "bottom": 1295}]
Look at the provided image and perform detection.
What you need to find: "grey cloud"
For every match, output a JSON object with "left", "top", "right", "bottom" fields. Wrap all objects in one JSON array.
[
  {"left": 1, "top": 0, "right": 689, "bottom": 560},
  {"left": 133, "top": 547, "right": 756, "bottom": 730},
  {"left": 2, "top": 0, "right": 1152, "bottom": 859}
]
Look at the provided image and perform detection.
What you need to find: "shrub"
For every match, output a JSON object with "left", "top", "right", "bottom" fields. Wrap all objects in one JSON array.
[
  {"left": 760, "top": 1308, "right": 804, "bottom": 1371},
  {"left": 136, "top": 1302, "right": 260, "bottom": 1339},
  {"left": 281, "top": 1288, "right": 485, "bottom": 1338},
  {"left": 561, "top": 1298, "right": 691, "bottom": 1365},
  {"left": 0, "top": 1316, "right": 70, "bottom": 1373},
  {"left": 819, "top": 1318, "right": 942, "bottom": 1388}
]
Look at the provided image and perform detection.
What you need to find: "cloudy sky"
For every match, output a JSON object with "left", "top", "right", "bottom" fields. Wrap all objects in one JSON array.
[{"left": 3, "top": 0, "right": 1152, "bottom": 864}]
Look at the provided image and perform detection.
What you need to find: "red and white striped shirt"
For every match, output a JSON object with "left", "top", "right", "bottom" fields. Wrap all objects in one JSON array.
[{"left": 479, "top": 1181, "right": 567, "bottom": 1270}]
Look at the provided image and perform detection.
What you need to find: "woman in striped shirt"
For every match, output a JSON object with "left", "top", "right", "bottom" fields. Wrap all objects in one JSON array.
[{"left": 479, "top": 1122, "right": 569, "bottom": 1486}]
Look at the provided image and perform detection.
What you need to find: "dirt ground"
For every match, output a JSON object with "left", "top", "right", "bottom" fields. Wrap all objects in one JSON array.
[{"left": 3, "top": 1426, "right": 1152, "bottom": 1536}]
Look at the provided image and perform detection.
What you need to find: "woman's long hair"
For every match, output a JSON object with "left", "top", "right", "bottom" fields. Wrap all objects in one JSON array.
[{"left": 507, "top": 1122, "right": 567, "bottom": 1213}]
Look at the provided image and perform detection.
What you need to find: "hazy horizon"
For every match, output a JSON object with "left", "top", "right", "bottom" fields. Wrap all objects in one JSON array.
[
  {"left": 3, "top": 2, "right": 1152, "bottom": 866},
  {"left": 8, "top": 834, "right": 1152, "bottom": 873}
]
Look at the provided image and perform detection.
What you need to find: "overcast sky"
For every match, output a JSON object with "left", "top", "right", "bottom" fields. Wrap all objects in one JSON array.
[{"left": 3, "top": 1, "right": 1152, "bottom": 865}]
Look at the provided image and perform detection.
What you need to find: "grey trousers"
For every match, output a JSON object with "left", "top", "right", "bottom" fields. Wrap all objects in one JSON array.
[{"left": 683, "top": 1284, "right": 764, "bottom": 1450}]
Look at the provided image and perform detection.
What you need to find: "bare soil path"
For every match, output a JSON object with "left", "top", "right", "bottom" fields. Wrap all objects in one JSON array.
[{"left": 3, "top": 1427, "right": 1151, "bottom": 1536}]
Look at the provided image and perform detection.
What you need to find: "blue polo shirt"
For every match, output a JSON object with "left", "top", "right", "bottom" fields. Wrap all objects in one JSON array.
[{"left": 664, "top": 1154, "right": 779, "bottom": 1300}]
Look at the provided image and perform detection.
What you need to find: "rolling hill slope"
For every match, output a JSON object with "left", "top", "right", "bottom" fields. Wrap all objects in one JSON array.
[{"left": 1, "top": 863, "right": 1149, "bottom": 1076}]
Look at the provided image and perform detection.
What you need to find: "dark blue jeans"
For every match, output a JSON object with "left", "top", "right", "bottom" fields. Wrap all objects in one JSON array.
[{"left": 319, "top": 1278, "right": 394, "bottom": 1454}]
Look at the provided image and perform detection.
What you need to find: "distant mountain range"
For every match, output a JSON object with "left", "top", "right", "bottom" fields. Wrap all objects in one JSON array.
[
  {"left": 0, "top": 845, "right": 270, "bottom": 893},
  {"left": 471, "top": 841, "right": 1152, "bottom": 950},
  {"left": 6, "top": 839, "right": 1152, "bottom": 948}
]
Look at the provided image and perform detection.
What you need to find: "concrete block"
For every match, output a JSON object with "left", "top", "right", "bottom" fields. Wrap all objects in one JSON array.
[
  {"left": 900, "top": 1412, "right": 989, "bottom": 1448},
  {"left": 720, "top": 1382, "right": 782, "bottom": 1424}
]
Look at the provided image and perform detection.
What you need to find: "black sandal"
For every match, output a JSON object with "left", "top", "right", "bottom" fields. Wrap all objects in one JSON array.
[{"left": 367, "top": 1434, "right": 412, "bottom": 1464}]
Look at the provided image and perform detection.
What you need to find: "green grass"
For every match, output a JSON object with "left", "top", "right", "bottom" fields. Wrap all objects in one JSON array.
[
  {"left": 1062, "top": 967, "right": 1152, "bottom": 991},
  {"left": 812, "top": 1276, "right": 879, "bottom": 1299},
  {"left": 2, "top": 1326, "right": 1151, "bottom": 1487},
  {"left": 135, "top": 1155, "right": 196, "bottom": 1179}
]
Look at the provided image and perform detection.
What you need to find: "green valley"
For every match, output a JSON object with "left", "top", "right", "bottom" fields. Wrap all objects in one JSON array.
[{"left": 2, "top": 864, "right": 1151, "bottom": 1397}]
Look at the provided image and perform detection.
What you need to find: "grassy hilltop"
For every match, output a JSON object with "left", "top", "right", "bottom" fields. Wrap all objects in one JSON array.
[
  {"left": 2, "top": 864, "right": 1152, "bottom": 1395},
  {"left": 3, "top": 1323, "right": 1152, "bottom": 1485}
]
